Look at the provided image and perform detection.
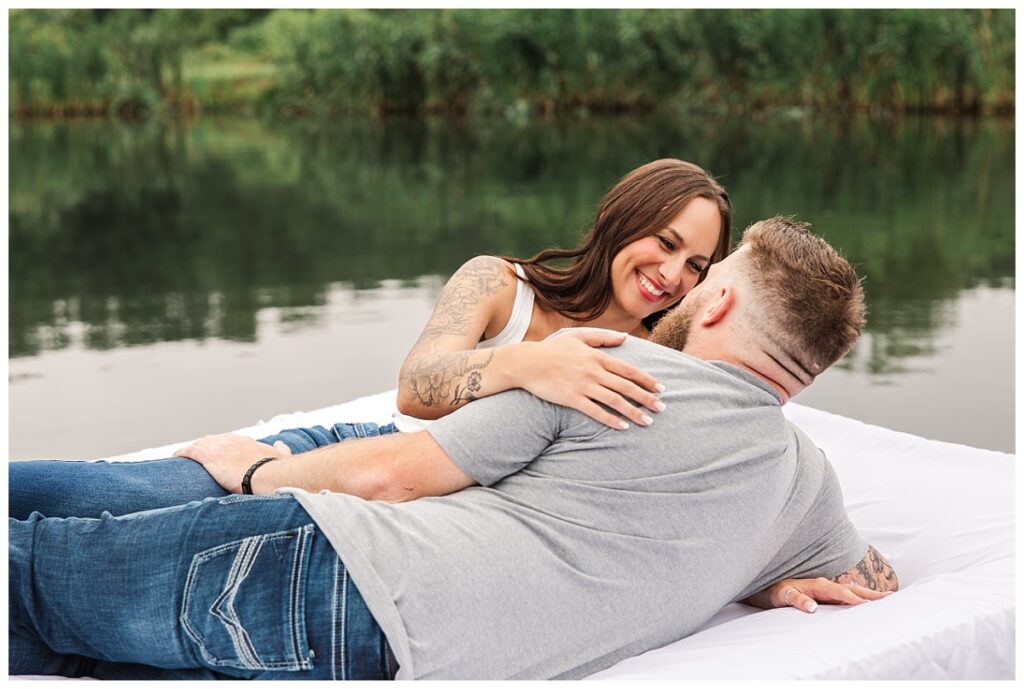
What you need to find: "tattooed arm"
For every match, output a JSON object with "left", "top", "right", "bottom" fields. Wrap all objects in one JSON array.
[
  {"left": 396, "top": 255, "right": 666, "bottom": 427},
  {"left": 742, "top": 545, "right": 898, "bottom": 612},
  {"left": 832, "top": 544, "right": 899, "bottom": 592},
  {"left": 396, "top": 256, "right": 521, "bottom": 419}
]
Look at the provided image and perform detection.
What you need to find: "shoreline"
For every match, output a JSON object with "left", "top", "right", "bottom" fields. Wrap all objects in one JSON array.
[{"left": 9, "top": 100, "right": 1017, "bottom": 123}]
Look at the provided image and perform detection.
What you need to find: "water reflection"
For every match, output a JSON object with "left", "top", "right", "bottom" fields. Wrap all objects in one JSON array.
[{"left": 9, "top": 114, "right": 1015, "bottom": 384}]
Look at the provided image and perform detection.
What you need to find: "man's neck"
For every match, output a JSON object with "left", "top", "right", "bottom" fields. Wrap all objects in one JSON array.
[
  {"left": 731, "top": 358, "right": 792, "bottom": 403},
  {"left": 681, "top": 341, "right": 795, "bottom": 404}
]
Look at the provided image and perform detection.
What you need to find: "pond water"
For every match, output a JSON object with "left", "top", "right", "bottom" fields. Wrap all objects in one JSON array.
[{"left": 9, "top": 113, "right": 1015, "bottom": 458}]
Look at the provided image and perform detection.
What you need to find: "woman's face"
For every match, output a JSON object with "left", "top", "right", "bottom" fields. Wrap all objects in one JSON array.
[{"left": 609, "top": 196, "right": 723, "bottom": 321}]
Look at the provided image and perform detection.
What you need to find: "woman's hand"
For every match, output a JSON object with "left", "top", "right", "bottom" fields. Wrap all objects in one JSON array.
[
  {"left": 174, "top": 433, "right": 293, "bottom": 494},
  {"left": 744, "top": 577, "right": 894, "bottom": 614},
  {"left": 513, "top": 330, "right": 666, "bottom": 430}
]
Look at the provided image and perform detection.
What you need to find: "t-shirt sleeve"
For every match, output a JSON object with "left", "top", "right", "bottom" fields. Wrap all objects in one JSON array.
[
  {"left": 425, "top": 388, "right": 562, "bottom": 487},
  {"left": 737, "top": 458, "right": 869, "bottom": 601}
]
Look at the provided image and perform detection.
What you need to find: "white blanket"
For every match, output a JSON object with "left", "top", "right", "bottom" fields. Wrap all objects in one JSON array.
[{"left": 89, "top": 393, "right": 1017, "bottom": 679}]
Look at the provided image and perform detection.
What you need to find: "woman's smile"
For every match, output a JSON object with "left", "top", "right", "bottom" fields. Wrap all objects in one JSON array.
[
  {"left": 608, "top": 196, "right": 723, "bottom": 322},
  {"left": 635, "top": 270, "right": 669, "bottom": 302}
]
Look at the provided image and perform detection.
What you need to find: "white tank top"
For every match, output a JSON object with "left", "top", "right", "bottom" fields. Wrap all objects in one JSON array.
[{"left": 392, "top": 263, "right": 536, "bottom": 432}]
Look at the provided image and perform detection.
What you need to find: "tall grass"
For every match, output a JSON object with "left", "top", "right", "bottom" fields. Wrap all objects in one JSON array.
[{"left": 10, "top": 8, "right": 1015, "bottom": 118}]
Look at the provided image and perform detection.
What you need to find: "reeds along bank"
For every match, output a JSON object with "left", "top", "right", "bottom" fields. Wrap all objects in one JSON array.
[{"left": 9, "top": 9, "right": 1016, "bottom": 118}]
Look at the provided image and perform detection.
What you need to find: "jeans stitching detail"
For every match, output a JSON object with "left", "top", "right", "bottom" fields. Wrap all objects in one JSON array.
[
  {"left": 354, "top": 423, "right": 382, "bottom": 438},
  {"left": 212, "top": 534, "right": 264, "bottom": 669},
  {"left": 180, "top": 527, "right": 314, "bottom": 671},
  {"left": 217, "top": 494, "right": 289, "bottom": 505},
  {"left": 287, "top": 524, "right": 314, "bottom": 668},
  {"left": 340, "top": 567, "right": 349, "bottom": 680},
  {"left": 331, "top": 559, "right": 339, "bottom": 680},
  {"left": 288, "top": 530, "right": 301, "bottom": 663},
  {"left": 331, "top": 423, "right": 359, "bottom": 442}
]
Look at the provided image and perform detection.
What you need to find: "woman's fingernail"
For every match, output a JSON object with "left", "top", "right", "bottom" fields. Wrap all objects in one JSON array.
[
  {"left": 655, "top": 383, "right": 666, "bottom": 392},
  {"left": 619, "top": 421, "right": 630, "bottom": 430},
  {"left": 806, "top": 602, "right": 818, "bottom": 613},
  {"left": 640, "top": 414, "right": 654, "bottom": 426},
  {"left": 653, "top": 401, "right": 667, "bottom": 412}
]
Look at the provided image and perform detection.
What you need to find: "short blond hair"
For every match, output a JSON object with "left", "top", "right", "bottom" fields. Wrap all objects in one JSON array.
[{"left": 738, "top": 217, "right": 865, "bottom": 376}]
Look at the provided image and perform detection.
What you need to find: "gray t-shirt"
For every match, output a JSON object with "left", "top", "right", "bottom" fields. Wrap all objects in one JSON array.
[{"left": 288, "top": 335, "right": 867, "bottom": 679}]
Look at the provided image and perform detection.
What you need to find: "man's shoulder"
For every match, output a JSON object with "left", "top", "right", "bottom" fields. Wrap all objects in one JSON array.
[
  {"left": 783, "top": 419, "right": 839, "bottom": 506},
  {"left": 551, "top": 328, "right": 780, "bottom": 404},
  {"left": 785, "top": 420, "right": 828, "bottom": 463},
  {"left": 615, "top": 335, "right": 768, "bottom": 391},
  {"left": 595, "top": 331, "right": 694, "bottom": 364}
]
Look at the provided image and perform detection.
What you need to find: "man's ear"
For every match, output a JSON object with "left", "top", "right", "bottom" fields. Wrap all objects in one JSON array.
[{"left": 699, "top": 286, "right": 734, "bottom": 326}]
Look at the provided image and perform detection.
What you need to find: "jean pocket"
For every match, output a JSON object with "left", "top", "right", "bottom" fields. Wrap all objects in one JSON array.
[{"left": 181, "top": 523, "right": 316, "bottom": 672}]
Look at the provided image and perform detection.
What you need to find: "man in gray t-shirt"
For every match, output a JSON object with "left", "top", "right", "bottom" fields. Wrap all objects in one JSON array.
[
  {"left": 11, "top": 218, "right": 899, "bottom": 680},
  {"left": 289, "top": 338, "right": 869, "bottom": 678}
]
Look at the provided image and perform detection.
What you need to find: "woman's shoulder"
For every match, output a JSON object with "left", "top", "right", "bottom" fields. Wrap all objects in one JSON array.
[
  {"left": 454, "top": 255, "right": 519, "bottom": 280},
  {"left": 448, "top": 256, "right": 522, "bottom": 297},
  {"left": 446, "top": 256, "right": 520, "bottom": 340}
]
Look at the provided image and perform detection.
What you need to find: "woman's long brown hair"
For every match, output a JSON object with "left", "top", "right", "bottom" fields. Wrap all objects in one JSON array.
[{"left": 503, "top": 159, "right": 733, "bottom": 331}]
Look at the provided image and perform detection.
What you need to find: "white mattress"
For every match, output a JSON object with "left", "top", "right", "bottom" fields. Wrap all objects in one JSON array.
[{"left": 66, "top": 393, "right": 1018, "bottom": 679}]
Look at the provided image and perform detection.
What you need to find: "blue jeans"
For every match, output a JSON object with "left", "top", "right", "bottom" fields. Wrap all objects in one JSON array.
[
  {"left": 9, "top": 421, "right": 398, "bottom": 520},
  {"left": 10, "top": 494, "right": 395, "bottom": 679}
]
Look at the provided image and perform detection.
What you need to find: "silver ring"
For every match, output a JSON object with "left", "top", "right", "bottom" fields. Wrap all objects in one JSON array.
[{"left": 783, "top": 587, "right": 800, "bottom": 606}]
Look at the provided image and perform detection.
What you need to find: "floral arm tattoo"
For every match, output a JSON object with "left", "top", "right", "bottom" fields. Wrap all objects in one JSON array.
[
  {"left": 832, "top": 544, "right": 899, "bottom": 592},
  {"left": 400, "top": 257, "right": 509, "bottom": 409},
  {"left": 404, "top": 350, "right": 496, "bottom": 408},
  {"left": 417, "top": 256, "right": 509, "bottom": 341}
]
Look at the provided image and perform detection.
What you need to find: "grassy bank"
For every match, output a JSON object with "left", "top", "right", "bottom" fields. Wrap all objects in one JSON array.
[{"left": 10, "top": 9, "right": 1015, "bottom": 119}]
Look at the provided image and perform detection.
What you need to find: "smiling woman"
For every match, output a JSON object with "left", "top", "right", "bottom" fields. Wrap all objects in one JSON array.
[
  {"left": 392, "top": 158, "right": 732, "bottom": 431},
  {"left": 507, "top": 159, "right": 732, "bottom": 339},
  {"left": 609, "top": 197, "right": 721, "bottom": 318}
]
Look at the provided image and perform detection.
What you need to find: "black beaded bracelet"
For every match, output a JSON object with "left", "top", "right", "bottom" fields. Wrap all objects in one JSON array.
[{"left": 241, "top": 456, "right": 278, "bottom": 495}]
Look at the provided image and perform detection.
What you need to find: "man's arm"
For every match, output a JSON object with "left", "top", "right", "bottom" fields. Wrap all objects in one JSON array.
[
  {"left": 180, "top": 387, "right": 561, "bottom": 500},
  {"left": 831, "top": 544, "right": 899, "bottom": 591},
  {"left": 742, "top": 544, "right": 898, "bottom": 612},
  {"left": 175, "top": 430, "right": 476, "bottom": 502}
]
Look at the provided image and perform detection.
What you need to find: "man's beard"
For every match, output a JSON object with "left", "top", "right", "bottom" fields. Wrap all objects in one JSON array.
[{"left": 650, "top": 292, "right": 703, "bottom": 352}]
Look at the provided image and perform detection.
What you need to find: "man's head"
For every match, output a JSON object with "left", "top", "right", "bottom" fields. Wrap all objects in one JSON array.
[{"left": 650, "top": 216, "right": 865, "bottom": 401}]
